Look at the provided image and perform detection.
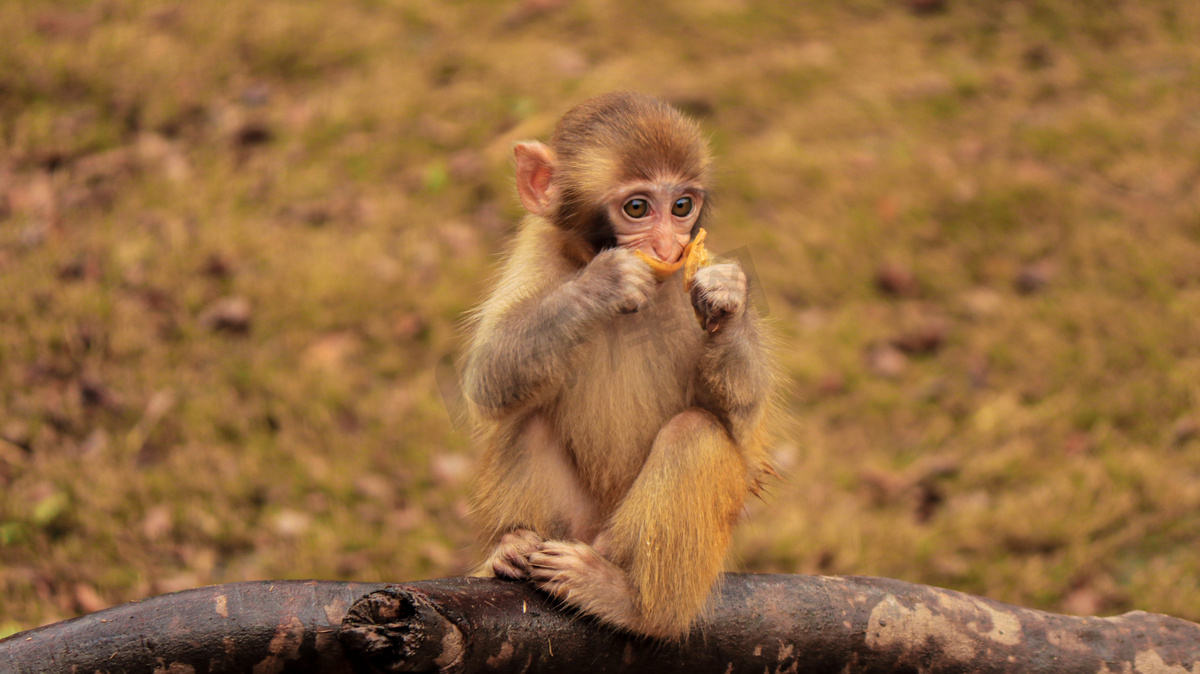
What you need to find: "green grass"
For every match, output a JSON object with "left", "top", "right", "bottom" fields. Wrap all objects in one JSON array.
[{"left": 2, "top": 0, "right": 1200, "bottom": 631}]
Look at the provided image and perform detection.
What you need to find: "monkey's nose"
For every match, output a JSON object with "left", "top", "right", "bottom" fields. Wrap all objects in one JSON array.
[{"left": 651, "top": 240, "right": 682, "bottom": 264}]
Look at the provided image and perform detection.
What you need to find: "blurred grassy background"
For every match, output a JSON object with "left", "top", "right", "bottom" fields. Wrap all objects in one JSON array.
[{"left": 2, "top": 0, "right": 1200, "bottom": 635}]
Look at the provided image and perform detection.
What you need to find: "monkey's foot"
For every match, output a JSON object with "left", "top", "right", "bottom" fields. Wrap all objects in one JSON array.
[
  {"left": 484, "top": 529, "right": 544, "bottom": 579},
  {"left": 528, "top": 540, "right": 638, "bottom": 631}
]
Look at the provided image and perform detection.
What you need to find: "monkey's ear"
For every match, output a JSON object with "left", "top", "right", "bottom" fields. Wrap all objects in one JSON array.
[{"left": 514, "top": 141, "right": 557, "bottom": 217}]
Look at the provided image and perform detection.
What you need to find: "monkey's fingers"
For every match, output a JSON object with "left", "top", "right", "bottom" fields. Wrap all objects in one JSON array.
[
  {"left": 689, "top": 288, "right": 730, "bottom": 333},
  {"left": 696, "top": 310, "right": 727, "bottom": 334},
  {"left": 689, "top": 262, "right": 746, "bottom": 333},
  {"left": 598, "top": 248, "right": 656, "bottom": 313}
]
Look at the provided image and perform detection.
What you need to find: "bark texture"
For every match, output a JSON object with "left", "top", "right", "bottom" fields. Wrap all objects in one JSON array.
[
  {"left": 0, "top": 580, "right": 388, "bottom": 674},
  {"left": 340, "top": 575, "right": 1200, "bottom": 674},
  {"left": 2, "top": 574, "right": 1198, "bottom": 673}
]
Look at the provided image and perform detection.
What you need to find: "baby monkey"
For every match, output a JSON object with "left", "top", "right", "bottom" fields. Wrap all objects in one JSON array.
[{"left": 464, "top": 91, "right": 772, "bottom": 639}]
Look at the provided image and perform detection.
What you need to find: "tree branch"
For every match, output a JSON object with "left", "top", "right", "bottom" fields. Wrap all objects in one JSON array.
[
  {"left": 340, "top": 575, "right": 1200, "bottom": 673},
  {"left": 0, "top": 580, "right": 388, "bottom": 674},
  {"left": 3, "top": 575, "right": 1198, "bottom": 673}
]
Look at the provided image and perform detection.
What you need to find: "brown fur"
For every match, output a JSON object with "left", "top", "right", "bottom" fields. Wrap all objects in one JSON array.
[{"left": 464, "top": 92, "right": 772, "bottom": 639}]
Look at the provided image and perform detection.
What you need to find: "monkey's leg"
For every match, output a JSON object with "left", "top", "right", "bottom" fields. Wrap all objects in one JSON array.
[
  {"left": 473, "top": 415, "right": 598, "bottom": 579},
  {"left": 529, "top": 408, "right": 746, "bottom": 639}
]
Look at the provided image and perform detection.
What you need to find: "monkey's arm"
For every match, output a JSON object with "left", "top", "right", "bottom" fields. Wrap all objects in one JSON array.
[
  {"left": 690, "top": 264, "right": 772, "bottom": 447},
  {"left": 464, "top": 287, "right": 600, "bottom": 417},
  {"left": 464, "top": 243, "right": 654, "bottom": 419}
]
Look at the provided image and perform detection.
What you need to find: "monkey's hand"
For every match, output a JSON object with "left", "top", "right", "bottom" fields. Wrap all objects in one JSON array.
[
  {"left": 483, "top": 529, "right": 544, "bottom": 579},
  {"left": 689, "top": 262, "right": 747, "bottom": 333},
  {"left": 581, "top": 247, "right": 657, "bottom": 314}
]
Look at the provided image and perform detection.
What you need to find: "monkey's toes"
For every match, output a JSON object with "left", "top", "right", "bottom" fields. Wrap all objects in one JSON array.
[
  {"left": 491, "top": 556, "right": 529, "bottom": 579},
  {"left": 528, "top": 541, "right": 604, "bottom": 586},
  {"left": 529, "top": 541, "right": 631, "bottom": 612},
  {"left": 486, "top": 529, "right": 544, "bottom": 579},
  {"left": 528, "top": 560, "right": 578, "bottom": 598},
  {"left": 501, "top": 529, "right": 544, "bottom": 549}
]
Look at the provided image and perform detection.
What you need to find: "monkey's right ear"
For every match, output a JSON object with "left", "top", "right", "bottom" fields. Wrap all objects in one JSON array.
[{"left": 514, "top": 141, "right": 557, "bottom": 217}]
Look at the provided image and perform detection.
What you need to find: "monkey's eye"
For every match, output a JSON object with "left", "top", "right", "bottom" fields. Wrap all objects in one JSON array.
[
  {"left": 672, "top": 197, "right": 694, "bottom": 217},
  {"left": 623, "top": 198, "right": 649, "bottom": 218}
]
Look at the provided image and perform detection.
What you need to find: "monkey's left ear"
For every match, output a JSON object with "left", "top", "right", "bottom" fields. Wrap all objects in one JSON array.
[{"left": 514, "top": 141, "right": 557, "bottom": 217}]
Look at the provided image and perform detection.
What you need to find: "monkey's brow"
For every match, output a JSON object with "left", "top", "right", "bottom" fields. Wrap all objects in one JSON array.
[{"left": 608, "top": 180, "right": 706, "bottom": 200}]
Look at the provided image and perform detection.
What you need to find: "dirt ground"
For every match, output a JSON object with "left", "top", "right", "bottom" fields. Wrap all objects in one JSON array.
[{"left": 2, "top": 0, "right": 1199, "bottom": 634}]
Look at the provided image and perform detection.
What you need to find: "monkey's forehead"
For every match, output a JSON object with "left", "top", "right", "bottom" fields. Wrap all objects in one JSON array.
[
  {"left": 559, "top": 137, "right": 711, "bottom": 190},
  {"left": 552, "top": 95, "right": 712, "bottom": 186}
]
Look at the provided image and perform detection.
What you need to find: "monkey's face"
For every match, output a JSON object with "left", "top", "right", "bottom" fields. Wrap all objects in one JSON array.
[{"left": 607, "top": 177, "right": 704, "bottom": 264}]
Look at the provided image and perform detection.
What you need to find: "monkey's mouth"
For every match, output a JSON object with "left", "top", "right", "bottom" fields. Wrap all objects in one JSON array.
[
  {"left": 634, "top": 249, "right": 685, "bottom": 279},
  {"left": 634, "top": 229, "right": 707, "bottom": 282}
]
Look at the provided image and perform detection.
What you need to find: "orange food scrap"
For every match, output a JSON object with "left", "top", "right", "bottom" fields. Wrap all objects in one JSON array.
[{"left": 682, "top": 228, "right": 708, "bottom": 292}]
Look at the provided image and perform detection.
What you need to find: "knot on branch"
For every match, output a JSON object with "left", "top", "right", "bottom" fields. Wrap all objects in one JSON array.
[{"left": 340, "top": 586, "right": 465, "bottom": 673}]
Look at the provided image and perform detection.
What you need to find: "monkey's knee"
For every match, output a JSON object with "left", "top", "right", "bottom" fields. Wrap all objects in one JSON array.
[
  {"left": 652, "top": 408, "right": 744, "bottom": 481},
  {"left": 633, "top": 407, "right": 747, "bottom": 519},
  {"left": 655, "top": 407, "right": 728, "bottom": 447}
]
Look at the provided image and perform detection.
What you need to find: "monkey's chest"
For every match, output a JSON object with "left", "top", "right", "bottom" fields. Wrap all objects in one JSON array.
[{"left": 552, "top": 283, "right": 703, "bottom": 502}]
